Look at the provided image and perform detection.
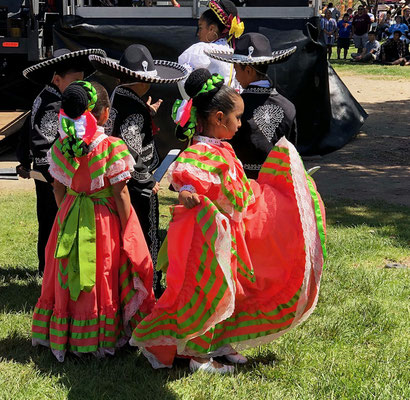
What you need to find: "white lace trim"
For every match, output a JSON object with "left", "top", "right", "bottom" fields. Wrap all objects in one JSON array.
[
  {"left": 140, "top": 347, "right": 173, "bottom": 369},
  {"left": 89, "top": 132, "right": 108, "bottom": 152},
  {"left": 109, "top": 171, "right": 131, "bottom": 185},
  {"left": 90, "top": 176, "right": 105, "bottom": 192},
  {"left": 106, "top": 155, "right": 135, "bottom": 179},
  {"left": 179, "top": 185, "right": 196, "bottom": 193},
  {"left": 168, "top": 162, "right": 221, "bottom": 189},
  {"left": 47, "top": 148, "right": 72, "bottom": 187},
  {"left": 194, "top": 135, "right": 224, "bottom": 146},
  {"left": 123, "top": 275, "right": 149, "bottom": 334}
]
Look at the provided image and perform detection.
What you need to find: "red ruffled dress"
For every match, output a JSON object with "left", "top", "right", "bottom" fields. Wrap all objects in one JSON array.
[
  {"left": 32, "top": 124, "right": 156, "bottom": 362},
  {"left": 130, "top": 135, "right": 326, "bottom": 368}
]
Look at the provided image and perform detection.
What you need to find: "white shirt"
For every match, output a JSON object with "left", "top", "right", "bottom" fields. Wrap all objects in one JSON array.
[{"left": 177, "top": 38, "right": 240, "bottom": 99}]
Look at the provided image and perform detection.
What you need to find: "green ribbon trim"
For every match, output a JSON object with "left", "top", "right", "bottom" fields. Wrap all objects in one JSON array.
[
  {"left": 306, "top": 175, "right": 327, "bottom": 266},
  {"left": 54, "top": 186, "right": 113, "bottom": 301}
]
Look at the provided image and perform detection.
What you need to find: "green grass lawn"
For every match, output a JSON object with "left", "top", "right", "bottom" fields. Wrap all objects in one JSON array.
[
  {"left": 330, "top": 44, "right": 410, "bottom": 79},
  {"left": 0, "top": 191, "right": 409, "bottom": 400}
]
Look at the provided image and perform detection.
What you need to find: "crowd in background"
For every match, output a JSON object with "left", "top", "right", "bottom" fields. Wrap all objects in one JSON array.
[{"left": 320, "top": 1, "right": 410, "bottom": 66}]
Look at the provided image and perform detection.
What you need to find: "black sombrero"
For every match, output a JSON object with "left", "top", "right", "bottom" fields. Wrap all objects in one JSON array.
[
  {"left": 89, "top": 44, "right": 188, "bottom": 84},
  {"left": 206, "top": 33, "right": 297, "bottom": 65},
  {"left": 23, "top": 48, "right": 107, "bottom": 85}
]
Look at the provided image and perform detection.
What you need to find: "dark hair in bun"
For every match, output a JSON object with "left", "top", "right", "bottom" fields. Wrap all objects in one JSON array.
[
  {"left": 175, "top": 68, "right": 240, "bottom": 140},
  {"left": 62, "top": 83, "right": 89, "bottom": 119}
]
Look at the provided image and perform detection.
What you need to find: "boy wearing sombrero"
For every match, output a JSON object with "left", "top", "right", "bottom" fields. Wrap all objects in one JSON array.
[
  {"left": 18, "top": 48, "right": 106, "bottom": 275},
  {"left": 89, "top": 45, "right": 187, "bottom": 297},
  {"left": 207, "top": 33, "right": 297, "bottom": 179}
]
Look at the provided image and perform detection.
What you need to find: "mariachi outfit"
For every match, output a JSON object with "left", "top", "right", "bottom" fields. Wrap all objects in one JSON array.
[
  {"left": 32, "top": 110, "right": 156, "bottom": 362},
  {"left": 130, "top": 135, "right": 326, "bottom": 368},
  {"left": 207, "top": 32, "right": 297, "bottom": 179},
  {"left": 177, "top": 0, "right": 244, "bottom": 98},
  {"left": 89, "top": 45, "right": 188, "bottom": 296},
  {"left": 20, "top": 48, "right": 106, "bottom": 274}
]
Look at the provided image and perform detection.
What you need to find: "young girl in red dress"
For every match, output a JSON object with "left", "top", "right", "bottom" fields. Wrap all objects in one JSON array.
[
  {"left": 32, "top": 81, "right": 156, "bottom": 361},
  {"left": 130, "top": 69, "right": 326, "bottom": 374}
]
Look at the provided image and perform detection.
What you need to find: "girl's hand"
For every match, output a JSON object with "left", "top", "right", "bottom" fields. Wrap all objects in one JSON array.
[
  {"left": 179, "top": 190, "right": 200, "bottom": 209},
  {"left": 152, "top": 181, "right": 160, "bottom": 195},
  {"left": 146, "top": 96, "right": 163, "bottom": 116}
]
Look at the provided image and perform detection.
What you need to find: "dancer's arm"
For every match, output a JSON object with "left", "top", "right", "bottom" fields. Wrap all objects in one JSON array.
[
  {"left": 113, "top": 181, "right": 131, "bottom": 231},
  {"left": 53, "top": 181, "right": 66, "bottom": 207}
]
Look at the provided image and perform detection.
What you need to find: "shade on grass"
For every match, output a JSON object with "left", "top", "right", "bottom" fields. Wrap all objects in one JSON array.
[{"left": 0, "top": 192, "right": 409, "bottom": 400}]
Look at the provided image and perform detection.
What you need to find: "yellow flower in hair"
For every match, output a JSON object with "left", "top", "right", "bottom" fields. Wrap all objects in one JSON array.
[{"left": 229, "top": 17, "right": 244, "bottom": 39}]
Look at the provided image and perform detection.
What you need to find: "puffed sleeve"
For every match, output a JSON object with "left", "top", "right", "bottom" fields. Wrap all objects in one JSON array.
[
  {"left": 167, "top": 146, "right": 222, "bottom": 195},
  {"left": 104, "top": 137, "right": 136, "bottom": 186}
]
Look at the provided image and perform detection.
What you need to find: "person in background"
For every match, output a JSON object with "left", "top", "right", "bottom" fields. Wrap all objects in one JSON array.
[
  {"left": 364, "top": 6, "right": 375, "bottom": 24},
  {"left": 337, "top": 13, "right": 353, "bottom": 60},
  {"left": 321, "top": 9, "right": 337, "bottom": 60},
  {"left": 377, "top": 10, "right": 392, "bottom": 41},
  {"left": 380, "top": 30, "right": 408, "bottom": 65},
  {"left": 352, "top": 5, "right": 371, "bottom": 55},
  {"left": 18, "top": 48, "right": 105, "bottom": 275},
  {"left": 326, "top": 2, "right": 341, "bottom": 21},
  {"left": 388, "top": 15, "right": 409, "bottom": 41},
  {"left": 403, "top": 6, "right": 410, "bottom": 27},
  {"left": 351, "top": 30, "right": 380, "bottom": 62},
  {"left": 346, "top": 7, "right": 354, "bottom": 21}
]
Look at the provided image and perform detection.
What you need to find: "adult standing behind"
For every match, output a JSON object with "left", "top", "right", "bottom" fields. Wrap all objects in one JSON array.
[
  {"left": 326, "top": 2, "right": 341, "bottom": 21},
  {"left": 321, "top": 9, "right": 337, "bottom": 60},
  {"left": 177, "top": 0, "right": 244, "bottom": 98},
  {"left": 352, "top": 5, "right": 371, "bottom": 55},
  {"left": 403, "top": 7, "right": 410, "bottom": 27},
  {"left": 206, "top": 33, "right": 297, "bottom": 179},
  {"left": 17, "top": 48, "right": 106, "bottom": 275}
]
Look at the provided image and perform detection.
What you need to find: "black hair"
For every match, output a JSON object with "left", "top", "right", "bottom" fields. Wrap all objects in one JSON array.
[
  {"left": 238, "top": 63, "right": 269, "bottom": 78},
  {"left": 343, "top": 13, "right": 349, "bottom": 17},
  {"left": 89, "top": 81, "right": 110, "bottom": 123},
  {"left": 201, "top": 0, "right": 238, "bottom": 37},
  {"left": 54, "top": 65, "right": 84, "bottom": 78},
  {"left": 328, "top": 3, "right": 333, "bottom": 7},
  {"left": 201, "top": 9, "right": 226, "bottom": 36},
  {"left": 175, "top": 68, "right": 240, "bottom": 140},
  {"left": 368, "top": 30, "right": 376, "bottom": 35},
  {"left": 61, "top": 83, "right": 89, "bottom": 119}
]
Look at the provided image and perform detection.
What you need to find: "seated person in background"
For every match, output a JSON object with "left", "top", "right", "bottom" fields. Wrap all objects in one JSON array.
[
  {"left": 380, "top": 30, "right": 408, "bottom": 65},
  {"left": 337, "top": 13, "right": 352, "bottom": 59},
  {"left": 351, "top": 31, "right": 380, "bottom": 62},
  {"left": 388, "top": 15, "right": 409, "bottom": 41}
]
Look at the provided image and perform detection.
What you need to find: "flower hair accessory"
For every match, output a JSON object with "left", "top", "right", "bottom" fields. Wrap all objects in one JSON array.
[
  {"left": 172, "top": 99, "right": 198, "bottom": 141},
  {"left": 228, "top": 16, "right": 244, "bottom": 42}
]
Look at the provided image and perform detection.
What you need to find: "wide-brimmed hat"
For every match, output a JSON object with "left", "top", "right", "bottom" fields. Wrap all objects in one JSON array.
[
  {"left": 23, "top": 48, "right": 107, "bottom": 85},
  {"left": 89, "top": 44, "right": 188, "bottom": 84},
  {"left": 206, "top": 33, "right": 297, "bottom": 65}
]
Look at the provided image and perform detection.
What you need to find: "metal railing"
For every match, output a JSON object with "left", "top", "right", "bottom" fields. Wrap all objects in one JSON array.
[{"left": 62, "top": 0, "right": 320, "bottom": 19}]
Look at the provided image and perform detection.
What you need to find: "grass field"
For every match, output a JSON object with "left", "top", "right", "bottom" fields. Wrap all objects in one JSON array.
[
  {"left": 0, "top": 191, "right": 409, "bottom": 400},
  {"left": 330, "top": 44, "right": 410, "bottom": 79}
]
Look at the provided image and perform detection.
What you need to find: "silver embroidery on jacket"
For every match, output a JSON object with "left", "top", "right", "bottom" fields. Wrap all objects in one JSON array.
[
  {"left": 39, "top": 110, "right": 59, "bottom": 143},
  {"left": 253, "top": 104, "right": 284, "bottom": 142},
  {"left": 120, "top": 114, "right": 144, "bottom": 155},
  {"left": 105, "top": 107, "right": 118, "bottom": 136},
  {"left": 31, "top": 96, "right": 42, "bottom": 128}
]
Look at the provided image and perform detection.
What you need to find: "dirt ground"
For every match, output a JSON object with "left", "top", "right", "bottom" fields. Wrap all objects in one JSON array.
[
  {"left": 1, "top": 73, "right": 409, "bottom": 206},
  {"left": 304, "top": 72, "right": 410, "bottom": 207}
]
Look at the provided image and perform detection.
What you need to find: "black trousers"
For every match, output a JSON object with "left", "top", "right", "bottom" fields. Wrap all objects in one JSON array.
[
  {"left": 129, "top": 187, "right": 162, "bottom": 297},
  {"left": 35, "top": 180, "right": 58, "bottom": 274}
]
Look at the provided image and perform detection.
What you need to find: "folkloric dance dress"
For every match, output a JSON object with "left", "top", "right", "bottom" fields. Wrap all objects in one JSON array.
[
  {"left": 130, "top": 134, "right": 326, "bottom": 368},
  {"left": 32, "top": 118, "right": 155, "bottom": 362}
]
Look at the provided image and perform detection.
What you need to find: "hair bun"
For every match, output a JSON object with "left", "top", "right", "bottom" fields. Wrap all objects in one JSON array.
[
  {"left": 184, "top": 68, "right": 212, "bottom": 98},
  {"left": 62, "top": 83, "right": 89, "bottom": 119}
]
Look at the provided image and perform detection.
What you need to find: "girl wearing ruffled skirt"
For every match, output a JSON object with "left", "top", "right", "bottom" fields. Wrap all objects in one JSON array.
[
  {"left": 130, "top": 69, "right": 326, "bottom": 374},
  {"left": 32, "top": 81, "right": 155, "bottom": 361}
]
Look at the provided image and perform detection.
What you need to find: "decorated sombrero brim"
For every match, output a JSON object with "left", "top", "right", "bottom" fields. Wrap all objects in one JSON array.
[
  {"left": 88, "top": 54, "right": 188, "bottom": 84},
  {"left": 205, "top": 46, "right": 297, "bottom": 65},
  {"left": 23, "top": 48, "right": 107, "bottom": 85}
]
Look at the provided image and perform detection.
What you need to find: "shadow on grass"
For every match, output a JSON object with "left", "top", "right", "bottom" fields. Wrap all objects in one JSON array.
[
  {"left": 0, "top": 333, "right": 182, "bottom": 400},
  {"left": 326, "top": 198, "right": 410, "bottom": 246},
  {"left": 0, "top": 265, "right": 41, "bottom": 313}
]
